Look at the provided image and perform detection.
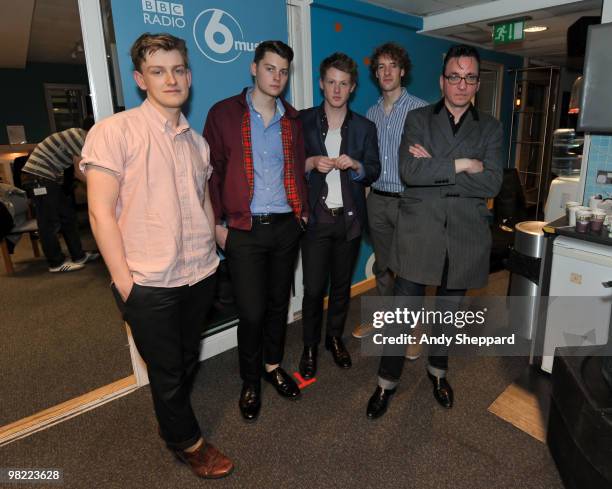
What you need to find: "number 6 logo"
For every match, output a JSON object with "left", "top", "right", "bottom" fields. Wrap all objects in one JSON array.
[{"left": 193, "top": 8, "right": 244, "bottom": 63}]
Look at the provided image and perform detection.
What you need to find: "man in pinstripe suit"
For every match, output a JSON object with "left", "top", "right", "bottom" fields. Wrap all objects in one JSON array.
[
  {"left": 352, "top": 42, "right": 426, "bottom": 340},
  {"left": 366, "top": 44, "right": 503, "bottom": 418}
]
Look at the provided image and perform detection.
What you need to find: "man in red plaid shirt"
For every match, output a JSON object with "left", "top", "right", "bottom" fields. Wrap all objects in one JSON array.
[{"left": 204, "top": 40, "right": 309, "bottom": 422}]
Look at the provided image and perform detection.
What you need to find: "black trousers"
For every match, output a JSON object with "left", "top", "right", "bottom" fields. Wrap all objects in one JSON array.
[
  {"left": 224, "top": 214, "right": 302, "bottom": 385},
  {"left": 112, "top": 274, "right": 216, "bottom": 451},
  {"left": 301, "top": 217, "right": 361, "bottom": 346},
  {"left": 378, "top": 260, "right": 466, "bottom": 383},
  {"left": 32, "top": 178, "right": 84, "bottom": 267}
]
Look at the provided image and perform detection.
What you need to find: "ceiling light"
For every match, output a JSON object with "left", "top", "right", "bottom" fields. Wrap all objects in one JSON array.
[
  {"left": 524, "top": 26, "right": 548, "bottom": 33},
  {"left": 70, "top": 40, "right": 84, "bottom": 59}
]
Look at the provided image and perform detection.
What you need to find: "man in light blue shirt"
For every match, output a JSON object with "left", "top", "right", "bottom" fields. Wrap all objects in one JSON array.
[
  {"left": 352, "top": 42, "right": 426, "bottom": 339},
  {"left": 204, "top": 41, "right": 309, "bottom": 423},
  {"left": 246, "top": 87, "right": 293, "bottom": 215}
]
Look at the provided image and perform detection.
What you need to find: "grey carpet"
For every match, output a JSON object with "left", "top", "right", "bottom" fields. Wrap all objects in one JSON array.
[
  {"left": 0, "top": 231, "right": 132, "bottom": 426},
  {"left": 1, "top": 273, "right": 563, "bottom": 489}
]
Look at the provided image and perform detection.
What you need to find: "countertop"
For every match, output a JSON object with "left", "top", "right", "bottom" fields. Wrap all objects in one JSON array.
[{"left": 544, "top": 215, "right": 612, "bottom": 247}]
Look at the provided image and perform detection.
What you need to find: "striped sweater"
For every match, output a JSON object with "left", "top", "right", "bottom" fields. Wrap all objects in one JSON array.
[{"left": 23, "top": 128, "right": 87, "bottom": 182}]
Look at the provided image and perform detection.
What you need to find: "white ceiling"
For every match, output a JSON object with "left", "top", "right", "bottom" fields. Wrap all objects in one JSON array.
[
  {"left": 362, "top": 0, "right": 603, "bottom": 65},
  {"left": 0, "top": 0, "right": 83, "bottom": 69},
  {"left": 0, "top": 0, "right": 604, "bottom": 69},
  {"left": 28, "top": 0, "right": 83, "bottom": 65},
  {"left": 365, "top": 0, "right": 496, "bottom": 16},
  {"left": 0, "top": 0, "right": 35, "bottom": 68}
]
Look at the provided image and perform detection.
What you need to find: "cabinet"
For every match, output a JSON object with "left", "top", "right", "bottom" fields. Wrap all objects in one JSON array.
[
  {"left": 542, "top": 236, "right": 612, "bottom": 372},
  {"left": 44, "top": 84, "right": 90, "bottom": 133}
]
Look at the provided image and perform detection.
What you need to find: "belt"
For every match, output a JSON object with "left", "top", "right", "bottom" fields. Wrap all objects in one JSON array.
[
  {"left": 372, "top": 189, "right": 402, "bottom": 198},
  {"left": 252, "top": 212, "right": 293, "bottom": 225},
  {"left": 326, "top": 207, "right": 344, "bottom": 216}
]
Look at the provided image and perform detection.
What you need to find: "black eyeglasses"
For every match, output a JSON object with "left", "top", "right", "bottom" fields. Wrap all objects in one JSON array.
[{"left": 444, "top": 74, "right": 480, "bottom": 85}]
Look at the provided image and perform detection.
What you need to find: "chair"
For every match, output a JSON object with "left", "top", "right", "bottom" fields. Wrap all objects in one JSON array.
[
  {"left": 11, "top": 154, "right": 30, "bottom": 191},
  {"left": 0, "top": 221, "right": 40, "bottom": 275},
  {"left": 490, "top": 168, "right": 528, "bottom": 272},
  {"left": 494, "top": 168, "right": 528, "bottom": 228},
  {"left": 0, "top": 190, "right": 40, "bottom": 275}
]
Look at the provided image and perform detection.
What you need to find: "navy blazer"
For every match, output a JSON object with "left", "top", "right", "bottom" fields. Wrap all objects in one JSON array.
[{"left": 299, "top": 105, "right": 380, "bottom": 233}]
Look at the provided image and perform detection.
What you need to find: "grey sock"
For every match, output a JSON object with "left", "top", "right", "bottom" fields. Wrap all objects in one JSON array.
[
  {"left": 378, "top": 376, "right": 398, "bottom": 391},
  {"left": 426, "top": 364, "right": 447, "bottom": 379}
]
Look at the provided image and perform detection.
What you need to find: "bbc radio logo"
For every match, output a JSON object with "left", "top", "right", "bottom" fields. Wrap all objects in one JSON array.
[
  {"left": 142, "top": 0, "right": 186, "bottom": 29},
  {"left": 193, "top": 8, "right": 259, "bottom": 64}
]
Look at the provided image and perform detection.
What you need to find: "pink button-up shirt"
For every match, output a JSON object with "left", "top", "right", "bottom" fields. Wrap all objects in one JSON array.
[{"left": 81, "top": 99, "right": 219, "bottom": 287}]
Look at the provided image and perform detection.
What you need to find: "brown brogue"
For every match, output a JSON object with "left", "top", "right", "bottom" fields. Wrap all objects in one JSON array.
[{"left": 174, "top": 442, "right": 234, "bottom": 479}]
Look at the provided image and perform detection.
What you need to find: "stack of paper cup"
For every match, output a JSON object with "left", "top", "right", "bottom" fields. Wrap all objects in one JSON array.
[
  {"left": 570, "top": 205, "right": 590, "bottom": 227},
  {"left": 566, "top": 201, "right": 581, "bottom": 226},
  {"left": 589, "top": 195, "right": 603, "bottom": 211}
]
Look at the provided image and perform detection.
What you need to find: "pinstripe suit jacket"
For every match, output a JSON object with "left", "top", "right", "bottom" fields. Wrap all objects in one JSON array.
[{"left": 388, "top": 100, "right": 503, "bottom": 289}]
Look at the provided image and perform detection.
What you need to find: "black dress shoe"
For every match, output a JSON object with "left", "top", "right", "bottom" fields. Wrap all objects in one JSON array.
[
  {"left": 427, "top": 372, "right": 453, "bottom": 409},
  {"left": 238, "top": 383, "right": 261, "bottom": 421},
  {"left": 264, "top": 367, "right": 301, "bottom": 399},
  {"left": 366, "top": 385, "right": 396, "bottom": 420},
  {"left": 325, "top": 336, "right": 352, "bottom": 369},
  {"left": 299, "top": 346, "right": 317, "bottom": 379}
]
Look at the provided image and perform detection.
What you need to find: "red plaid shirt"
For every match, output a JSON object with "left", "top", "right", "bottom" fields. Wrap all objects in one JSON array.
[{"left": 204, "top": 88, "right": 308, "bottom": 231}]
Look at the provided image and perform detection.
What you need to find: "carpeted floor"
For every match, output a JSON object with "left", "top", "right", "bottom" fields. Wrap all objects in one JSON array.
[
  {"left": 0, "top": 229, "right": 132, "bottom": 426},
  {"left": 1, "top": 271, "right": 563, "bottom": 489}
]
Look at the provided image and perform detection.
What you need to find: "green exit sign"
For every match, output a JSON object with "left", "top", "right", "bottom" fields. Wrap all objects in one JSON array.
[{"left": 492, "top": 21, "right": 525, "bottom": 44}]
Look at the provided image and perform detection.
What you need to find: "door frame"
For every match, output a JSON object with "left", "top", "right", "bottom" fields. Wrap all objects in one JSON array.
[{"left": 478, "top": 60, "right": 504, "bottom": 120}]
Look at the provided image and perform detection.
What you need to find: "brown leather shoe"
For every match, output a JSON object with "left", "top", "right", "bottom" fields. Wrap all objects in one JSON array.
[{"left": 174, "top": 442, "right": 234, "bottom": 479}]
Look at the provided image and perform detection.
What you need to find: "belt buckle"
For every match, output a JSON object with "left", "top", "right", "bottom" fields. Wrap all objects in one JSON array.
[
  {"left": 259, "top": 214, "right": 272, "bottom": 225},
  {"left": 329, "top": 207, "right": 342, "bottom": 216}
]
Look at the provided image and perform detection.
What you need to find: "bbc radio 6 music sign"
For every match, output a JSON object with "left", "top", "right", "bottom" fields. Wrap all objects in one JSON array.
[
  {"left": 110, "top": 0, "right": 287, "bottom": 131},
  {"left": 193, "top": 9, "right": 260, "bottom": 63},
  {"left": 141, "top": 1, "right": 186, "bottom": 28}
]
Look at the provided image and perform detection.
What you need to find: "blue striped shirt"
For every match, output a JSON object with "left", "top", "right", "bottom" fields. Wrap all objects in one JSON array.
[{"left": 366, "top": 89, "right": 427, "bottom": 193}]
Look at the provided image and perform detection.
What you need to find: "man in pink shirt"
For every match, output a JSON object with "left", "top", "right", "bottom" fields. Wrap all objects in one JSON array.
[{"left": 81, "top": 33, "right": 233, "bottom": 479}]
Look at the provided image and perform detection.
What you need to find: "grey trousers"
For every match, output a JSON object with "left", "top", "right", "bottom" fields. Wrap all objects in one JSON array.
[{"left": 366, "top": 191, "right": 400, "bottom": 296}]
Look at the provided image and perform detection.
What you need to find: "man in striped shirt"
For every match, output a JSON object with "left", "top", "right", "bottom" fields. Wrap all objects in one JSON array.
[
  {"left": 22, "top": 121, "right": 99, "bottom": 272},
  {"left": 352, "top": 42, "right": 426, "bottom": 338}
]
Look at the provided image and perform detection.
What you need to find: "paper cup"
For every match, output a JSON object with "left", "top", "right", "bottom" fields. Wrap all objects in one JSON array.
[
  {"left": 568, "top": 205, "right": 587, "bottom": 227},
  {"left": 591, "top": 209, "right": 606, "bottom": 233},
  {"left": 575, "top": 209, "right": 593, "bottom": 233}
]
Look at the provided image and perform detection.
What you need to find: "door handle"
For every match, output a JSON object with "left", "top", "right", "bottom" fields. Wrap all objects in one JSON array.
[{"left": 602, "top": 281, "right": 612, "bottom": 288}]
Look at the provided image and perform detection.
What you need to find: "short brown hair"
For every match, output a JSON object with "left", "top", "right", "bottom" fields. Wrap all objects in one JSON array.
[
  {"left": 319, "top": 52, "right": 358, "bottom": 84},
  {"left": 369, "top": 42, "right": 411, "bottom": 84},
  {"left": 130, "top": 33, "right": 189, "bottom": 72}
]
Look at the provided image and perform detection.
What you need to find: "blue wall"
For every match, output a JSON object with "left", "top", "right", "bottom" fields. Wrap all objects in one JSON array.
[
  {"left": 310, "top": 0, "right": 524, "bottom": 283},
  {"left": 583, "top": 135, "right": 612, "bottom": 203},
  {"left": 109, "top": 0, "right": 287, "bottom": 133}
]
